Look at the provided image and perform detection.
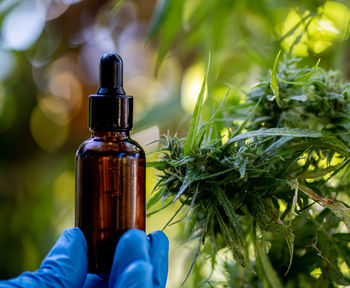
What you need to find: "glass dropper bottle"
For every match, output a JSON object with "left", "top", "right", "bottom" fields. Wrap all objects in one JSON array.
[{"left": 75, "top": 53, "right": 146, "bottom": 273}]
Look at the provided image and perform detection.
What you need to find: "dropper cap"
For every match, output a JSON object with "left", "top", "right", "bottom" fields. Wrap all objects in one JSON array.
[{"left": 88, "top": 53, "right": 133, "bottom": 131}]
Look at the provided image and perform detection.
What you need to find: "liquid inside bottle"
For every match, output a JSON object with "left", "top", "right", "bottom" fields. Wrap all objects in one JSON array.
[{"left": 76, "top": 131, "right": 145, "bottom": 273}]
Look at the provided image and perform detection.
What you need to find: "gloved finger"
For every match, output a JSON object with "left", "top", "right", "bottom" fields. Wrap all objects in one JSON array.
[
  {"left": 0, "top": 228, "right": 88, "bottom": 288},
  {"left": 148, "top": 231, "right": 169, "bottom": 288},
  {"left": 109, "top": 229, "right": 150, "bottom": 287},
  {"left": 83, "top": 273, "right": 109, "bottom": 288},
  {"left": 113, "top": 261, "right": 153, "bottom": 288}
]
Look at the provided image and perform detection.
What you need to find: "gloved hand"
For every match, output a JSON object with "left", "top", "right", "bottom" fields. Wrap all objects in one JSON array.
[{"left": 0, "top": 228, "right": 169, "bottom": 288}]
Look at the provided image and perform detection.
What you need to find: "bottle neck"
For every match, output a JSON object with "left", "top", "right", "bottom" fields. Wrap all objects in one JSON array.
[{"left": 91, "top": 130, "right": 130, "bottom": 139}]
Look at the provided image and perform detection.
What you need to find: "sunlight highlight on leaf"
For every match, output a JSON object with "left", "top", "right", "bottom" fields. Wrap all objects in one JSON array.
[
  {"left": 271, "top": 51, "right": 281, "bottom": 108},
  {"left": 184, "top": 53, "right": 210, "bottom": 156}
]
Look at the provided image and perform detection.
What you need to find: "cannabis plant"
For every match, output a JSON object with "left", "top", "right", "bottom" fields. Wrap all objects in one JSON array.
[{"left": 148, "top": 55, "right": 350, "bottom": 288}]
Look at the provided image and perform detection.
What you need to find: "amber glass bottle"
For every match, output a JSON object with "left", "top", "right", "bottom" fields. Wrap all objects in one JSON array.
[{"left": 75, "top": 53, "right": 145, "bottom": 274}]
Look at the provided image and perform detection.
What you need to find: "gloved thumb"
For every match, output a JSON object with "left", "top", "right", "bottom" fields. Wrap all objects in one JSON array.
[
  {"left": 109, "top": 229, "right": 153, "bottom": 288},
  {"left": 0, "top": 228, "right": 88, "bottom": 288}
]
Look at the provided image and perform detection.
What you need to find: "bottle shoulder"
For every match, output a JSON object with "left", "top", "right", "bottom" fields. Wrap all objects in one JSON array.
[{"left": 76, "top": 137, "right": 145, "bottom": 158}]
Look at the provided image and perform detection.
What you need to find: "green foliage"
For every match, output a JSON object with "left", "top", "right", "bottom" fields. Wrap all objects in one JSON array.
[
  {"left": 149, "top": 56, "right": 350, "bottom": 287},
  {"left": 149, "top": 0, "right": 186, "bottom": 73},
  {"left": 147, "top": 0, "right": 350, "bottom": 77},
  {"left": 147, "top": 0, "right": 171, "bottom": 40}
]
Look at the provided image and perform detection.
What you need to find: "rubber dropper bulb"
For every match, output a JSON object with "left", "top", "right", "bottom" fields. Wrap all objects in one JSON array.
[{"left": 97, "top": 53, "right": 125, "bottom": 95}]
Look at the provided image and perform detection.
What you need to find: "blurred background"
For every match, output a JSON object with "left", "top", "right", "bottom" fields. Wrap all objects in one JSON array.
[{"left": 0, "top": 0, "right": 349, "bottom": 286}]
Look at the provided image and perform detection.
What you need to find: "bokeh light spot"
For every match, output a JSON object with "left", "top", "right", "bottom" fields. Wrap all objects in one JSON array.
[
  {"left": 181, "top": 63, "right": 208, "bottom": 113},
  {"left": 38, "top": 71, "right": 82, "bottom": 125},
  {"left": 1, "top": 0, "right": 46, "bottom": 51},
  {"left": 322, "top": 1, "right": 350, "bottom": 38},
  {"left": 50, "top": 72, "right": 82, "bottom": 110},
  {"left": 280, "top": 10, "right": 309, "bottom": 56},
  {"left": 119, "top": 39, "right": 180, "bottom": 116},
  {"left": 280, "top": 1, "right": 350, "bottom": 56},
  {"left": 30, "top": 106, "right": 69, "bottom": 152},
  {"left": 46, "top": 1, "right": 70, "bottom": 21},
  {"left": 221, "top": 128, "right": 229, "bottom": 144}
]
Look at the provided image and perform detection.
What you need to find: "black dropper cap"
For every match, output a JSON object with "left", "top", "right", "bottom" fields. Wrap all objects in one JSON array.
[{"left": 89, "top": 53, "right": 133, "bottom": 131}]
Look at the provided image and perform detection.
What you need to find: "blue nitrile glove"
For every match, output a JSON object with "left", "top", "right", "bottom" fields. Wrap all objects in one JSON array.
[{"left": 0, "top": 228, "right": 169, "bottom": 288}]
